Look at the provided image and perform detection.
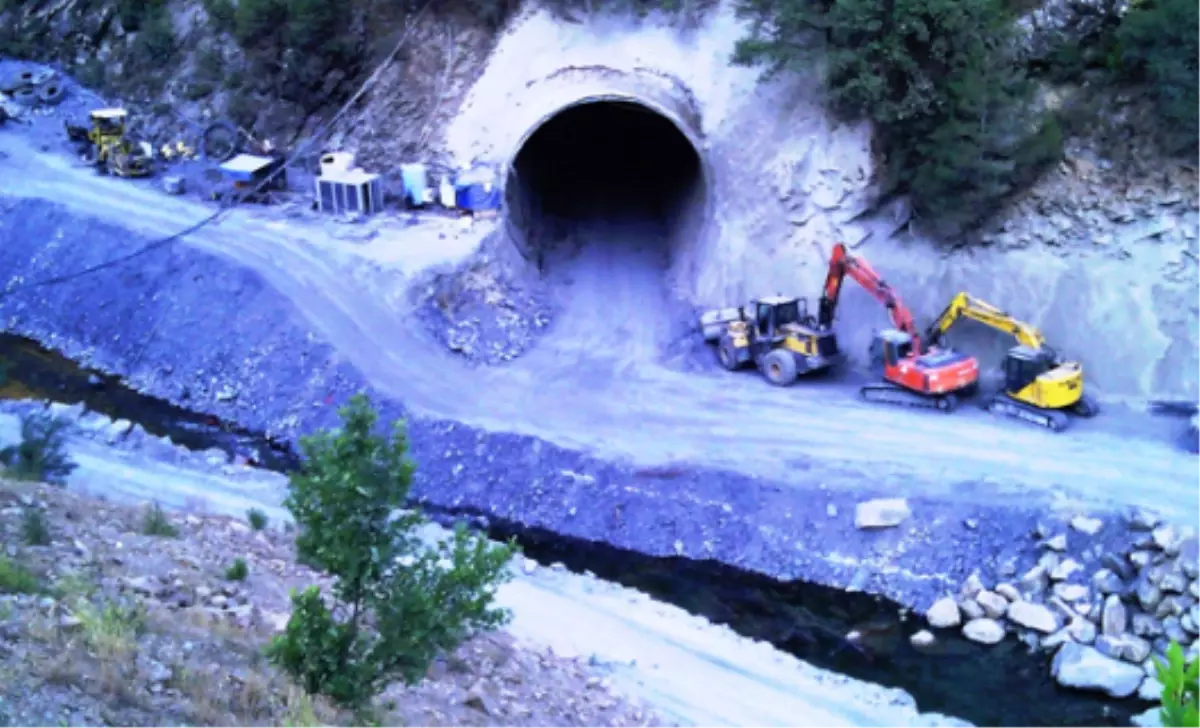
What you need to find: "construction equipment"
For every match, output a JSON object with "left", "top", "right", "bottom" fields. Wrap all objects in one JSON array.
[
  {"left": 68, "top": 108, "right": 154, "bottom": 178},
  {"left": 699, "top": 295, "right": 840, "bottom": 386},
  {"left": 819, "top": 243, "right": 979, "bottom": 411},
  {"left": 924, "top": 292, "right": 1099, "bottom": 432}
]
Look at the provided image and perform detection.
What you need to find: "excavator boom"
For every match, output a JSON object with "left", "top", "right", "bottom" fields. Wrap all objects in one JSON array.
[
  {"left": 925, "top": 292, "right": 1045, "bottom": 351},
  {"left": 819, "top": 244, "right": 920, "bottom": 348}
]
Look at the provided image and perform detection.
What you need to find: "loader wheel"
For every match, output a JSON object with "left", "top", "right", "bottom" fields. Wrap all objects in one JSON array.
[
  {"left": 761, "top": 349, "right": 798, "bottom": 387},
  {"left": 717, "top": 339, "right": 740, "bottom": 371}
]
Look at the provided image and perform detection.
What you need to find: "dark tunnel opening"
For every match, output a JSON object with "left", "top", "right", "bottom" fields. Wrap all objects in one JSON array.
[{"left": 506, "top": 100, "right": 706, "bottom": 263}]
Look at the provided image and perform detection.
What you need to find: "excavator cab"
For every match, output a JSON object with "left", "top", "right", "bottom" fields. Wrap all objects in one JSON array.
[
  {"left": 868, "top": 330, "right": 913, "bottom": 374},
  {"left": 1004, "top": 346, "right": 1055, "bottom": 393}
]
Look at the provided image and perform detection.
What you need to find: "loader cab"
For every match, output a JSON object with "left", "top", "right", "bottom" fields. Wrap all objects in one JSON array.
[
  {"left": 753, "top": 296, "right": 808, "bottom": 340},
  {"left": 1004, "top": 345, "right": 1052, "bottom": 392},
  {"left": 88, "top": 108, "right": 128, "bottom": 141}
]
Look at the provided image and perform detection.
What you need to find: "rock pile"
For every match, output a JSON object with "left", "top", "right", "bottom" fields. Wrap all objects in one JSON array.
[
  {"left": 917, "top": 510, "right": 1198, "bottom": 702},
  {"left": 416, "top": 263, "right": 552, "bottom": 367}
]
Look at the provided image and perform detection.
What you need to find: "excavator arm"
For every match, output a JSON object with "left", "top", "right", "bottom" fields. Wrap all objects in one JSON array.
[
  {"left": 819, "top": 243, "right": 921, "bottom": 347},
  {"left": 924, "top": 292, "right": 1046, "bottom": 351}
]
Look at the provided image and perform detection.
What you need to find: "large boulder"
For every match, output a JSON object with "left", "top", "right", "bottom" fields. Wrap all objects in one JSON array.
[{"left": 1051, "top": 643, "right": 1146, "bottom": 698}]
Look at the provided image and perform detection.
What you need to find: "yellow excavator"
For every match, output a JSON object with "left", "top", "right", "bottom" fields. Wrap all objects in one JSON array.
[{"left": 924, "top": 292, "right": 1099, "bottom": 432}]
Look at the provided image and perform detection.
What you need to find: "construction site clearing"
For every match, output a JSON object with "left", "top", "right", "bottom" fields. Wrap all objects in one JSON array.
[
  {"left": 1, "top": 61, "right": 1196, "bottom": 453},
  {"left": 0, "top": 66, "right": 502, "bottom": 226}
]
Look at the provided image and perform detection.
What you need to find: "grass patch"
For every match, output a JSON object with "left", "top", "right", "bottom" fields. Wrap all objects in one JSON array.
[
  {"left": 0, "top": 554, "right": 41, "bottom": 595},
  {"left": 247, "top": 508, "right": 268, "bottom": 531},
  {"left": 225, "top": 558, "right": 249, "bottom": 582},
  {"left": 141, "top": 502, "right": 178, "bottom": 538},
  {"left": 21, "top": 507, "right": 51, "bottom": 546}
]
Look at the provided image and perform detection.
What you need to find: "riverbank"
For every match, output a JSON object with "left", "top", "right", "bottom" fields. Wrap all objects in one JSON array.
[{"left": 0, "top": 401, "right": 969, "bottom": 727}]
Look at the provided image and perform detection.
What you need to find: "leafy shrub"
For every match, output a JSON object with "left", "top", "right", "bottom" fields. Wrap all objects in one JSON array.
[
  {"left": 141, "top": 502, "right": 178, "bottom": 538},
  {"left": 1155, "top": 640, "right": 1199, "bottom": 728},
  {"left": 0, "top": 555, "right": 41, "bottom": 595},
  {"left": 75, "top": 596, "right": 147, "bottom": 658},
  {"left": 266, "top": 393, "right": 516, "bottom": 710},
  {"left": 0, "top": 411, "right": 77, "bottom": 485},
  {"left": 1115, "top": 0, "right": 1199, "bottom": 152},
  {"left": 734, "top": 0, "right": 1060, "bottom": 233},
  {"left": 247, "top": 507, "right": 269, "bottom": 531},
  {"left": 225, "top": 557, "right": 249, "bottom": 581},
  {"left": 21, "top": 507, "right": 50, "bottom": 546},
  {"left": 130, "top": 6, "right": 177, "bottom": 69}
]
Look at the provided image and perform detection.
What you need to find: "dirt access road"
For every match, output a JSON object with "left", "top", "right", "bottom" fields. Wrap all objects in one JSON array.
[
  {"left": 0, "top": 132, "right": 1196, "bottom": 526},
  {"left": 0, "top": 411, "right": 960, "bottom": 728}
]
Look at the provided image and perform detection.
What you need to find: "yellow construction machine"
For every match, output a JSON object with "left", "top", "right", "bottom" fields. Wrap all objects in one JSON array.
[
  {"left": 924, "top": 292, "right": 1099, "bottom": 432},
  {"left": 699, "top": 295, "right": 841, "bottom": 386},
  {"left": 67, "top": 108, "right": 154, "bottom": 178}
]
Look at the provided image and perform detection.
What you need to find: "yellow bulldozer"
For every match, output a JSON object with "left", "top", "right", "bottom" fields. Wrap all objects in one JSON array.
[
  {"left": 924, "top": 292, "right": 1099, "bottom": 432},
  {"left": 699, "top": 295, "right": 841, "bottom": 386},
  {"left": 65, "top": 108, "right": 154, "bottom": 178}
]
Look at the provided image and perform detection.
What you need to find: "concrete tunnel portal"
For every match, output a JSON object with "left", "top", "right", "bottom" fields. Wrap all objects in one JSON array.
[{"left": 504, "top": 98, "right": 709, "bottom": 273}]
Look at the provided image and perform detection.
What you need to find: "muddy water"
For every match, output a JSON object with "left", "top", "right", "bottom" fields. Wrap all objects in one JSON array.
[{"left": 0, "top": 332, "right": 1151, "bottom": 726}]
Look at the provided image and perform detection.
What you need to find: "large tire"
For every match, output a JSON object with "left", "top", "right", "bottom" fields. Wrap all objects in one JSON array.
[
  {"left": 36, "top": 81, "right": 66, "bottom": 106},
  {"left": 717, "top": 338, "right": 741, "bottom": 371},
  {"left": 761, "top": 349, "right": 798, "bottom": 387},
  {"left": 199, "top": 120, "right": 240, "bottom": 163}
]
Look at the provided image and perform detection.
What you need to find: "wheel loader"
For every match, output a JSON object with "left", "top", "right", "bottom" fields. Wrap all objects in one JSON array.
[
  {"left": 64, "top": 108, "right": 153, "bottom": 178},
  {"left": 924, "top": 292, "right": 1099, "bottom": 431},
  {"left": 699, "top": 295, "right": 840, "bottom": 386}
]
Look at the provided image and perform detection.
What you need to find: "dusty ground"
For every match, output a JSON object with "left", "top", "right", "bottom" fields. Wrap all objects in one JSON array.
[{"left": 0, "top": 478, "right": 656, "bottom": 727}]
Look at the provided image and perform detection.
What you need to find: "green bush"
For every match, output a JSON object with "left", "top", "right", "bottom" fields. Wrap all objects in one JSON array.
[
  {"left": 1115, "top": 0, "right": 1199, "bottom": 152},
  {"left": 21, "top": 507, "right": 51, "bottom": 546},
  {"left": 225, "top": 557, "right": 249, "bottom": 581},
  {"left": 734, "top": 0, "right": 1060, "bottom": 233},
  {"left": 247, "top": 507, "right": 269, "bottom": 531},
  {"left": 1155, "top": 640, "right": 1199, "bottom": 728},
  {"left": 266, "top": 393, "right": 516, "bottom": 711},
  {"left": 0, "top": 555, "right": 41, "bottom": 595},
  {"left": 141, "top": 502, "right": 179, "bottom": 538},
  {"left": 130, "top": 6, "right": 177, "bottom": 69},
  {"left": 0, "top": 411, "right": 77, "bottom": 485}
]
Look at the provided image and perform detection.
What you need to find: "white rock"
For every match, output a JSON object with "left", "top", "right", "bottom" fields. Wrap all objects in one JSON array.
[
  {"left": 1009, "top": 601, "right": 1060, "bottom": 633},
  {"left": 1052, "top": 643, "right": 1146, "bottom": 698},
  {"left": 854, "top": 498, "right": 911, "bottom": 529},
  {"left": 910, "top": 629, "right": 936, "bottom": 649},
  {"left": 1043, "top": 534, "right": 1068, "bottom": 552},
  {"left": 1132, "top": 707, "right": 1164, "bottom": 728},
  {"left": 975, "top": 590, "right": 1009, "bottom": 619},
  {"left": 1138, "top": 676, "right": 1163, "bottom": 702},
  {"left": 1050, "top": 558, "right": 1083, "bottom": 581},
  {"left": 1101, "top": 595, "right": 1127, "bottom": 637},
  {"left": 1071, "top": 515, "right": 1104, "bottom": 535},
  {"left": 926, "top": 597, "right": 962, "bottom": 628},
  {"left": 1153, "top": 525, "right": 1183, "bottom": 555},
  {"left": 962, "top": 618, "right": 1006, "bottom": 645},
  {"left": 995, "top": 583, "right": 1022, "bottom": 602},
  {"left": 1053, "top": 583, "right": 1089, "bottom": 602},
  {"left": 1067, "top": 618, "right": 1097, "bottom": 644}
]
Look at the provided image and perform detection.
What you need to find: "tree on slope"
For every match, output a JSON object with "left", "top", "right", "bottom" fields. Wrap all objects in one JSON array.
[
  {"left": 267, "top": 393, "right": 516, "bottom": 712},
  {"left": 733, "top": 0, "right": 1062, "bottom": 234}
]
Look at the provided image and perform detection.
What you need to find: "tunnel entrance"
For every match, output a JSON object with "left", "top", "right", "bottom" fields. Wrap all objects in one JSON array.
[
  {"left": 506, "top": 99, "right": 704, "bottom": 240},
  {"left": 503, "top": 100, "right": 708, "bottom": 369}
]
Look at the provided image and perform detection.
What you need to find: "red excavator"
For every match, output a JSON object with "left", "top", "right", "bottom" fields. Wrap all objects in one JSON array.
[{"left": 818, "top": 243, "right": 979, "bottom": 411}]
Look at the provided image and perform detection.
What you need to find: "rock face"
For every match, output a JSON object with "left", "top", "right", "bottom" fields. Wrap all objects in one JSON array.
[
  {"left": 1052, "top": 643, "right": 1146, "bottom": 698},
  {"left": 446, "top": 3, "right": 1200, "bottom": 402}
]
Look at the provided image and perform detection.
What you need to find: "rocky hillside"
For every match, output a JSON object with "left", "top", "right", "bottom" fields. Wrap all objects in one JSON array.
[
  {"left": 0, "top": 0, "right": 503, "bottom": 165},
  {"left": 0, "top": 478, "right": 656, "bottom": 727}
]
